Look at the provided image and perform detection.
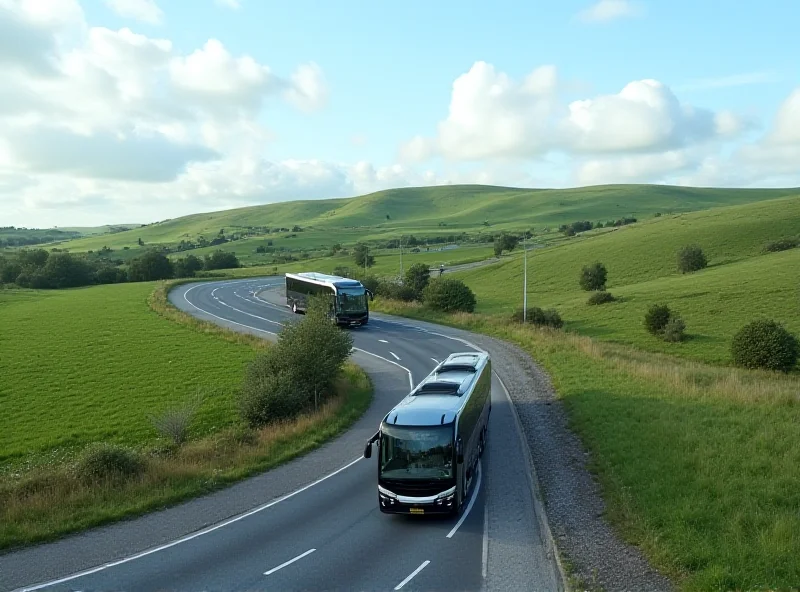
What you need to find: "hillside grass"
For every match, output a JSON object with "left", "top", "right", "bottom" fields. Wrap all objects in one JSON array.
[
  {"left": 0, "top": 282, "right": 373, "bottom": 549},
  {"left": 52, "top": 184, "right": 799, "bottom": 253},
  {"left": 452, "top": 195, "right": 800, "bottom": 365},
  {"left": 373, "top": 303, "right": 800, "bottom": 591}
]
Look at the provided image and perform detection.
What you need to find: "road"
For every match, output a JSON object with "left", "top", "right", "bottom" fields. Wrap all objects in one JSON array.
[{"left": 1, "top": 277, "right": 562, "bottom": 592}]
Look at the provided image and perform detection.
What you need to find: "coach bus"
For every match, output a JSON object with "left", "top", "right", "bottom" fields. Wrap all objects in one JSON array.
[
  {"left": 285, "top": 272, "right": 373, "bottom": 326},
  {"left": 363, "top": 351, "right": 492, "bottom": 515}
]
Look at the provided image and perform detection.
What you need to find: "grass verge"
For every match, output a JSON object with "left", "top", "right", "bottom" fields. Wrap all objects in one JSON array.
[
  {"left": 0, "top": 281, "right": 372, "bottom": 551},
  {"left": 374, "top": 299, "right": 800, "bottom": 591}
]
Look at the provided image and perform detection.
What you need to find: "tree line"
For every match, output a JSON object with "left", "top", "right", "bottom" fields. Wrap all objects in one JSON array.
[{"left": 0, "top": 248, "right": 240, "bottom": 289}]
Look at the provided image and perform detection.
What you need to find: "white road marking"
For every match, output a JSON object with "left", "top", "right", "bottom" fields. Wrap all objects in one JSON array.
[
  {"left": 394, "top": 560, "right": 430, "bottom": 590},
  {"left": 446, "top": 461, "right": 482, "bottom": 539},
  {"left": 431, "top": 357, "right": 440, "bottom": 364},
  {"left": 482, "top": 501, "right": 489, "bottom": 580},
  {"left": 379, "top": 339, "right": 389, "bottom": 343},
  {"left": 264, "top": 548, "right": 316, "bottom": 576},
  {"left": 17, "top": 457, "right": 361, "bottom": 592},
  {"left": 352, "top": 347, "right": 414, "bottom": 389},
  {"left": 389, "top": 351, "right": 400, "bottom": 361}
]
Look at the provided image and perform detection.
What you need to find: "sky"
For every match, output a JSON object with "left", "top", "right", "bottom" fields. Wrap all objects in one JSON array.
[{"left": 1, "top": 0, "right": 799, "bottom": 228}]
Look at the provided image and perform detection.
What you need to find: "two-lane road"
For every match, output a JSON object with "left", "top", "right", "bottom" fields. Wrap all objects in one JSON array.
[{"left": 2, "top": 277, "right": 561, "bottom": 592}]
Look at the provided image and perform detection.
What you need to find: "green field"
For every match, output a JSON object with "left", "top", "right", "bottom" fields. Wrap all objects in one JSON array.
[
  {"left": 51, "top": 184, "right": 800, "bottom": 254},
  {"left": 0, "top": 282, "right": 372, "bottom": 549},
  {"left": 0, "top": 283, "right": 258, "bottom": 465},
  {"left": 451, "top": 195, "right": 800, "bottom": 365}
]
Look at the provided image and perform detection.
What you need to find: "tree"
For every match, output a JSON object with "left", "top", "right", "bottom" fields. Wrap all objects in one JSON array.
[
  {"left": 331, "top": 243, "right": 342, "bottom": 254},
  {"left": 174, "top": 255, "right": 203, "bottom": 278},
  {"left": 493, "top": 233, "right": 520, "bottom": 257},
  {"left": 40, "top": 253, "right": 92, "bottom": 288},
  {"left": 423, "top": 278, "right": 477, "bottom": 313},
  {"left": 203, "top": 250, "right": 240, "bottom": 270},
  {"left": 579, "top": 262, "right": 608, "bottom": 291},
  {"left": 129, "top": 250, "right": 174, "bottom": 282},
  {"left": 677, "top": 245, "right": 708, "bottom": 273},
  {"left": 138, "top": 238, "right": 144, "bottom": 246},
  {"left": 404, "top": 262, "right": 431, "bottom": 300},
  {"left": 353, "top": 243, "right": 374, "bottom": 268},
  {"left": 731, "top": 320, "right": 798, "bottom": 372},
  {"left": 273, "top": 296, "right": 354, "bottom": 412}
]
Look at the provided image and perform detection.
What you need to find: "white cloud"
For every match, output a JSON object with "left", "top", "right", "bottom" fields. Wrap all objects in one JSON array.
[
  {"left": 401, "top": 62, "right": 739, "bottom": 163},
  {"left": 282, "top": 62, "right": 328, "bottom": 112},
  {"left": 577, "top": 0, "right": 641, "bottom": 23},
  {"left": 575, "top": 150, "right": 693, "bottom": 185},
  {"left": 104, "top": 0, "right": 163, "bottom": 25}
]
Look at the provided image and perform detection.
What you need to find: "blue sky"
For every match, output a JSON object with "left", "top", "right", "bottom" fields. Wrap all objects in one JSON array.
[{"left": 2, "top": 0, "right": 799, "bottom": 226}]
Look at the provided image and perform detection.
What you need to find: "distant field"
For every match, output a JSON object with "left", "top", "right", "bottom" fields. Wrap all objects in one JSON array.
[
  {"left": 0, "top": 284, "right": 258, "bottom": 465},
  {"left": 51, "top": 184, "right": 800, "bottom": 253}
]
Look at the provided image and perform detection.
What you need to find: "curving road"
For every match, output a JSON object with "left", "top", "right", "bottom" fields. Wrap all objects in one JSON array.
[{"left": 1, "top": 277, "right": 562, "bottom": 592}]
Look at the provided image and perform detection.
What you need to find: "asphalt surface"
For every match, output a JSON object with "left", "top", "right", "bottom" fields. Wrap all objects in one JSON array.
[{"left": 1, "top": 277, "right": 563, "bottom": 592}]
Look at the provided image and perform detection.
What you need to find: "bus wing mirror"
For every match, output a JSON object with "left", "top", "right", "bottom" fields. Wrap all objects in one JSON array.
[
  {"left": 456, "top": 437, "right": 464, "bottom": 464},
  {"left": 363, "top": 441, "right": 372, "bottom": 459},
  {"left": 367, "top": 290, "right": 374, "bottom": 301}
]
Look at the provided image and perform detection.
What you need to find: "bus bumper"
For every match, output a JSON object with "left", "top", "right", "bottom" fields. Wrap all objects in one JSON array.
[{"left": 378, "top": 486, "right": 456, "bottom": 515}]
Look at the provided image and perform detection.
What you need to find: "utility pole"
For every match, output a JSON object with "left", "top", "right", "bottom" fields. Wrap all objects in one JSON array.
[
  {"left": 523, "top": 234, "right": 528, "bottom": 324},
  {"left": 399, "top": 235, "right": 404, "bottom": 278},
  {"left": 365, "top": 245, "right": 368, "bottom": 275}
]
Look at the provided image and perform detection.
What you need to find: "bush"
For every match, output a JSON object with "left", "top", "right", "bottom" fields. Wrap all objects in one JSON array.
[
  {"left": 587, "top": 291, "right": 616, "bottom": 305},
  {"left": 731, "top": 320, "right": 799, "bottom": 373},
  {"left": 763, "top": 238, "right": 799, "bottom": 253},
  {"left": 238, "top": 297, "right": 353, "bottom": 426},
  {"left": 677, "top": 244, "right": 708, "bottom": 273},
  {"left": 377, "top": 280, "right": 416, "bottom": 302},
  {"left": 239, "top": 364, "right": 309, "bottom": 427},
  {"left": 579, "top": 262, "right": 607, "bottom": 291},
  {"left": 129, "top": 250, "right": 174, "bottom": 282},
  {"left": 404, "top": 262, "right": 430, "bottom": 299},
  {"left": 75, "top": 443, "right": 145, "bottom": 483},
  {"left": 423, "top": 278, "right": 476, "bottom": 313},
  {"left": 644, "top": 304, "right": 672, "bottom": 336},
  {"left": 662, "top": 316, "right": 686, "bottom": 342},
  {"left": 203, "top": 250, "right": 240, "bottom": 271},
  {"left": 512, "top": 307, "right": 564, "bottom": 329},
  {"left": 149, "top": 395, "right": 202, "bottom": 446}
]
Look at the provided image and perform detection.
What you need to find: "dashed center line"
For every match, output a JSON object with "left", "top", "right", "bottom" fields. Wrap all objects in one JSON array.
[
  {"left": 394, "top": 560, "right": 430, "bottom": 590},
  {"left": 264, "top": 548, "right": 316, "bottom": 576},
  {"left": 379, "top": 339, "right": 389, "bottom": 343},
  {"left": 389, "top": 351, "right": 401, "bottom": 361}
]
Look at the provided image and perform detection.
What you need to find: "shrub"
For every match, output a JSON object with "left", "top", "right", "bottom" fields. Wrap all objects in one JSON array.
[
  {"left": 677, "top": 244, "right": 707, "bottom": 273},
  {"left": 731, "top": 320, "right": 799, "bottom": 373},
  {"left": 423, "top": 278, "right": 477, "bottom": 313},
  {"left": 404, "top": 262, "right": 430, "bottom": 299},
  {"left": 129, "top": 250, "right": 174, "bottom": 281},
  {"left": 587, "top": 291, "right": 616, "bottom": 305},
  {"left": 512, "top": 307, "right": 564, "bottom": 329},
  {"left": 644, "top": 304, "right": 672, "bottom": 336},
  {"left": 376, "top": 280, "right": 415, "bottom": 302},
  {"left": 763, "top": 238, "right": 799, "bottom": 253},
  {"left": 662, "top": 316, "right": 686, "bottom": 342},
  {"left": 238, "top": 365, "right": 308, "bottom": 427},
  {"left": 203, "top": 250, "right": 240, "bottom": 271},
  {"left": 149, "top": 395, "right": 202, "bottom": 446},
  {"left": 579, "top": 262, "right": 607, "bottom": 291},
  {"left": 75, "top": 444, "right": 145, "bottom": 483}
]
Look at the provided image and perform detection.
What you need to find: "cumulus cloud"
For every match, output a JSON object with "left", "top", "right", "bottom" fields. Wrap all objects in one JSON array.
[
  {"left": 401, "top": 62, "right": 742, "bottom": 163},
  {"left": 577, "top": 0, "right": 642, "bottom": 23},
  {"left": 104, "top": 0, "right": 163, "bottom": 25}
]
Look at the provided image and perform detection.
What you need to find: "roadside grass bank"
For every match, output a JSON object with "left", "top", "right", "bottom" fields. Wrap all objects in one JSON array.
[
  {"left": 0, "top": 282, "right": 372, "bottom": 550},
  {"left": 374, "top": 300, "right": 800, "bottom": 591}
]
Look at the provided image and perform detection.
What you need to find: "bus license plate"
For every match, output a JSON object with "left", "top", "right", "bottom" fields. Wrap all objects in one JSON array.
[{"left": 410, "top": 507, "right": 424, "bottom": 514}]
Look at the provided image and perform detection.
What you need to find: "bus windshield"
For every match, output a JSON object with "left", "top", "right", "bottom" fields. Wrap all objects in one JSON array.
[
  {"left": 337, "top": 287, "right": 367, "bottom": 313},
  {"left": 379, "top": 424, "right": 454, "bottom": 480}
]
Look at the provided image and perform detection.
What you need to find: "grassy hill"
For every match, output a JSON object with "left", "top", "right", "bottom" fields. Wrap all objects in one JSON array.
[
  {"left": 449, "top": 194, "right": 800, "bottom": 365},
  {"left": 52, "top": 184, "right": 800, "bottom": 253}
]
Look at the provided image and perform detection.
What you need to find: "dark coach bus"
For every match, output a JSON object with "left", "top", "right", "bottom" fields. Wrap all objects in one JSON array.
[
  {"left": 285, "top": 272, "right": 373, "bottom": 326},
  {"left": 363, "top": 352, "right": 492, "bottom": 515}
]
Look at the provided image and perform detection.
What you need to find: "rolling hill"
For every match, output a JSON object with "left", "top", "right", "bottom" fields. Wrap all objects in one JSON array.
[
  {"left": 51, "top": 184, "right": 800, "bottom": 253},
  {"left": 447, "top": 194, "right": 800, "bottom": 364}
]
